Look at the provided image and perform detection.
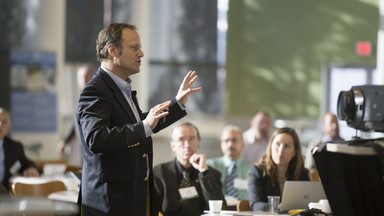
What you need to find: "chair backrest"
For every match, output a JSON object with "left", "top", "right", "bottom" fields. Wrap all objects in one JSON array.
[
  {"left": 65, "top": 166, "right": 82, "bottom": 173},
  {"left": 310, "top": 168, "right": 321, "bottom": 181},
  {"left": 236, "top": 200, "right": 250, "bottom": 211},
  {"left": 11, "top": 181, "right": 67, "bottom": 197}
]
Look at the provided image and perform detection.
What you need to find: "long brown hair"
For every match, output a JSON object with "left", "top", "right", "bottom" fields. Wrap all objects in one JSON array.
[{"left": 256, "top": 127, "right": 305, "bottom": 186}]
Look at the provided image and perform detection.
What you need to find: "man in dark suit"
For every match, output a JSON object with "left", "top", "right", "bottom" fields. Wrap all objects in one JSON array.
[
  {"left": 76, "top": 23, "right": 201, "bottom": 216},
  {"left": 0, "top": 108, "right": 39, "bottom": 190},
  {"left": 154, "top": 122, "right": 226, "bottom": 216}
]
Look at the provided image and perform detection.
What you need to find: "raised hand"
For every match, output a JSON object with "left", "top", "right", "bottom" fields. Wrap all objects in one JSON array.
[
  {"left": 145, "top": 101, "right": 171, "bottom": 129},
  {"left": 176, "top": 70, "right": 202, "bottom": 105}
]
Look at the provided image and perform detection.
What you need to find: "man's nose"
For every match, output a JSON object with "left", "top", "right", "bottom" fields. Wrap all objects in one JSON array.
[
  {"left": 138, "top": 49, "right": 144, "bottom": 57},
  {"left": 183, "top": 141, "right": 192, "bottom": 148}
]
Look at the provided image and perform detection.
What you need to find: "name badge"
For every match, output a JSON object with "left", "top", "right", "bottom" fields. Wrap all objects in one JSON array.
[
  {"left": 178, "top": 186, "right": 199, "bottom": 200},
  {"left": 234, "top": 178, "right": 248, "bottom": 190},
  {"left": 10, "top": 160, "right": 21, "bottom": 175}
]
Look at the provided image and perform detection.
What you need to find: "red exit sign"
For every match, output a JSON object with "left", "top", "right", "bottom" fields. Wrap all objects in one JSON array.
[{"left": 355, "top": 41, "right": 372, "bottom": 57}]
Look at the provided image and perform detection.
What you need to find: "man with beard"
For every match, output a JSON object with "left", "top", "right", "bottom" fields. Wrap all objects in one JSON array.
[
  {"left": 305, "top": 112, "right": 343, "bottom": 170},
  {"left": 153, "top": 122, "right": 226, "bottom": 216},
  {"left": 242, "top": 111, "right": 272, "bottom": 165},
  {"left": 208, "top": 125, "right": 250, "bottom": 201}
]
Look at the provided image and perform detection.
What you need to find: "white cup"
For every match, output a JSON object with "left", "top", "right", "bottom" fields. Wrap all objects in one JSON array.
[
  {"left": 209, "top": 200, "right": 223, "bottom": 213},
  {"left": 267, "top": 195, "right": 280, "bottom": 213}
]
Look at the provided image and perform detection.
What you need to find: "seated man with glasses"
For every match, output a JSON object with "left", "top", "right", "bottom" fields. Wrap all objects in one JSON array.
[
  {"left": 153, "top": 122, "right": 226, "bottom": 216},
  {"left": 207, "top": 125, "right": 250, "bottom": 203}
]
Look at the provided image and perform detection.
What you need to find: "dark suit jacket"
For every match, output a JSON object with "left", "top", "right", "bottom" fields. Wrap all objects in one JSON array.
[
  {"left": 76, "top": 68, "right": 186, "bottom": 216},
  {"left": 248, "top": 165, "right": 309, "bottom": 211},
  {"left": 1, "top": 137, "right": 37, "bottom": 190},
  {"left": 153, "top": 159, "right": 226, "bottom": 216}
]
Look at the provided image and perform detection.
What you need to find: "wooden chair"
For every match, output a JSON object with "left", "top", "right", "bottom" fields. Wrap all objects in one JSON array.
[
  {"left": 236, "top": 199, "right": 250, "bottom": 211},
  {"left": 310, "top": 168, "right": 321, "bottom": 181},
  {"left": 11, "top": 181, "right": 67, "bottom": 198},
  {"left": 65, "top": 165, "right": 82, "bottom": 173}
]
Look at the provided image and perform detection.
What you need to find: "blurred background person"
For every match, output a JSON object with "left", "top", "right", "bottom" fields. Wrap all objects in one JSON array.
[
  {"left": 57, "top": 64, "right": 94, "bottom": 167},
  {"left": 0, "top": 108, "right": 39, "bottom": 190},
  {"left": 207, "top": 125, "right": 250, "bottom": 203},
  {"left": 305, "top": 112, "right": 343, "bottom": 170},
  {"left": 154, "top": 122, "right": 226, "bottom": 216},
  {"left": 248, "top": 127, "right": 309, "bottom": 211},
  {"left": 242, "top": 111, "right": 272, "bottom": 165}
]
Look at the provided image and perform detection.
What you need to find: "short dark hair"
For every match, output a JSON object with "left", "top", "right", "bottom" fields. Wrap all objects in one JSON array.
[{"left": 96, "top": 23, "right": 137, "bottom": 62}]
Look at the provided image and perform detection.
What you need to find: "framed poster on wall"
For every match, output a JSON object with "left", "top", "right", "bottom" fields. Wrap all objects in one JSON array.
[{"left": 10, "top": 50, "right": 57, "bottom": 133}]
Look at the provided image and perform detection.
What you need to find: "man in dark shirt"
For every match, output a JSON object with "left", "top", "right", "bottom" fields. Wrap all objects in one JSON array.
[{"left": 154, "top": 122, "right": 226, "bottom": 216}]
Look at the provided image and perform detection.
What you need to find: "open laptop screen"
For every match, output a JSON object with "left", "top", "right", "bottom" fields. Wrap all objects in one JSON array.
[{"left": 279, "top": 181, "right": 327, "bottom": 212}]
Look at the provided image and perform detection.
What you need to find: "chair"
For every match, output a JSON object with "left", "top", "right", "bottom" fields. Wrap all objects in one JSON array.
[
  {"left": 236, "top": 199, "right": 250, "bottom": 211},
  {"left": 65, "top": 165, "right": 82, "bottom": 173},
  {"left": 11, "top": 181, "right": 67, "bottom": 198},
  {"left": 310, "top": 168, "right": 321, "bottom": 181}
]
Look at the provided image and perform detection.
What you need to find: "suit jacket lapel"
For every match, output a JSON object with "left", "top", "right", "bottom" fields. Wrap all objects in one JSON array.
[
  {"left": 131, "top": 90, "right": 143, "bottom": 120},
  {"left": 96, "top": 69, "right": 138, "bottom": 123}
]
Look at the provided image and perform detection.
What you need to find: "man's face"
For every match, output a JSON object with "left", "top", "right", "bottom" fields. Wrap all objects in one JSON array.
[
  {"left": 252, "top": 113, "right": 271, "bottom": 138},
  {"left": 170, "top": 126, "right": 200, "bottom": 165},
  {"left": 0, "top": 111, "right": 10, "bottom": 140},
  {"left": 323, "top": 114, "right": 339, "bottom": 139},
  {"left": 114, "top": 28, "right": 144, "bottom": 77},
  {"left": 220, "top": 129, "right": 244, "bottom": 161}
]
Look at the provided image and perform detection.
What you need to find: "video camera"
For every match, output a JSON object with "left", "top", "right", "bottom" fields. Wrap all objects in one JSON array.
[{"left": 337, "top": 85, "right": 384, "bottom": 132}]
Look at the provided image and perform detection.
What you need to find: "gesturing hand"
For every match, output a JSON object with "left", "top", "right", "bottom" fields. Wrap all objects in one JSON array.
[
  {"left": 176, "top": 70, "right": 202, "bottom": 105},
  {"left": 146, "top": 101, "right": 171, "bottom": 129}
]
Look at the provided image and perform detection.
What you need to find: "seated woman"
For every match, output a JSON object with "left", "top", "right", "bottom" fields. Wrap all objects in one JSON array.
[{"left": 248, "top": 127, "right": 309, "bottom": 211}]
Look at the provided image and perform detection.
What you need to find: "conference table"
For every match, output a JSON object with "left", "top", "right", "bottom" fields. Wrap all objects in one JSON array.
[
  {"left": 0, "top": 195, "right": 79, "bottom": 216},
  {"left": 201, "top": 210, "right": 290, "bottom": 216}
]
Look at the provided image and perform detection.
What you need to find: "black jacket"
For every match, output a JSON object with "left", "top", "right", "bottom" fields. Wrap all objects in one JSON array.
[
  {"left": 77, "top": 68, "right": 186, "bottom": 216},
  {"left": 154, "top": 158, "right": 226, "bottom": 216},
  {"left": 248, "top": 164, "right": 310, "bottom": 211},
  {"left": 1, "top": 136, "right": 37, "bottom": 190}
]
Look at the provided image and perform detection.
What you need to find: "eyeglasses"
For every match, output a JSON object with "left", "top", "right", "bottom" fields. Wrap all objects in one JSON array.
[{"left": 172, "top": 136, "right": 198, "bottom": 144}]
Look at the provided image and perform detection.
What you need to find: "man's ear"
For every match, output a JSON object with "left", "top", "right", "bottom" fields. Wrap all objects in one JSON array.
[
  {"left": 107, "top": 44, "right": 118, "bottom": 57},
  {"left": 170, "top": 142, "right": 176, "bottom": 152}
]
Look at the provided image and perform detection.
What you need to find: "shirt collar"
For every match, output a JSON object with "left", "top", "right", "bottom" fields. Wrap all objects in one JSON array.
[
  {"left": 175, "top": 158, "right": 193, "bottom": 174},
  {"left": 223, "top": 155, "right": 242, "bottom": 168},
  {"left": 0, "top": 139, "right": 3, "bottom": 149},
  {"left": 101, "top": 65, "right": 132, "bottom": 93}
]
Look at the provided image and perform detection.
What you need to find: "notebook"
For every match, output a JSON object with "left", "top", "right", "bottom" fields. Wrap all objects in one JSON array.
[{"left": 279, "top": 181, "right": 327, "bottom": 212}]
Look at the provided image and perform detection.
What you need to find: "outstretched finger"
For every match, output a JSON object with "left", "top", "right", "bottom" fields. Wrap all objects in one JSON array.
[
  {"left": 183, "top": 70, "right": 196, "bottom": 85},
  {"left": 190, "top": 87, "right": 202, "bottom": 93}
]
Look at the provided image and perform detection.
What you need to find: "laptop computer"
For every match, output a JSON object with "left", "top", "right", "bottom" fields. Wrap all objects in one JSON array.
[{"left": 279, "top": 181, "right": 327, "bottom": 212}]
